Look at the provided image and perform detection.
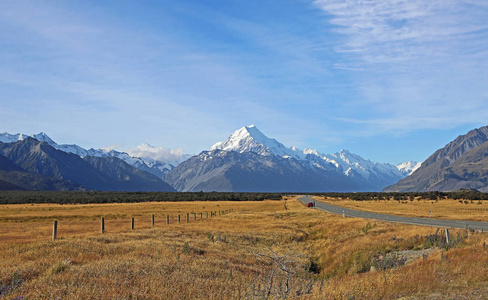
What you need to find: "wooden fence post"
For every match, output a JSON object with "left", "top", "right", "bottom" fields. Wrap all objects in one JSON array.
[
  {"left": 343, "top": 210, "right": 345, "bottom": 218},
  {"left": 166, "top": 215, "right": 169, "bottom": 225},
  {"left": 152, "top": 214, "right": 155, "bottom": 226},
  {"left": 200, "top": 212, "right": 202, "bottom": 219},
  {"left": 193, "top": 213, "right": 196, "bottom": 221},
  {"left": 206, "top": 212, "right": 208, "bottom": 218},
  {"left": 131, "top": 218, "right": 135, "bottom": 230},
  {"left": 186, "top": 213, "right": 189, "bottom": 223},
  {"left": 101, "top": 217, "right": 105, "bottom": 234},
  {"left": 52, "top": 220, "right": 57, "bottom": 241},
  {"left": 446, "top": 229, "right": 450, "bottom": 244},
  {"left": 178, "top": 215, "right": 180, "bottom": 224}
]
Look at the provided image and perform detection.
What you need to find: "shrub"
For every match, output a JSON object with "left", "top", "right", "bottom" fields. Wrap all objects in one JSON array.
[
  {"left": 50, "top": 259, "right": 72, "bottom": 274},
  {"left": 371, "top": 253, "right": 407, "bottom": 271},
  {"left": 423, "top": 228, "right": 467, "bottom": 250},
  {"left": 182, "top": 242, "right": 191, "bottom": 254}
]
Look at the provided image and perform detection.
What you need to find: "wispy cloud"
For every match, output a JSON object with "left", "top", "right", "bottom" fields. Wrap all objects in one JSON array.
[
  {"left": 314, "top": 0, "right": 488, "bottom": 63},
  {"left": 314, "top": 0, "right": 488, "bottom": 132}
]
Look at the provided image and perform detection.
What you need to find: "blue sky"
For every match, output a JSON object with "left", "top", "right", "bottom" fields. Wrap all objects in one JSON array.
[{"left": 1, "top": 0, "right": 487, "bottom": 164}]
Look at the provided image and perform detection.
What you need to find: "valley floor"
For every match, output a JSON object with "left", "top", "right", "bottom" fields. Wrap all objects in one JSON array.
[{"left": 1, "top": 197, "right": 488, "bottom": 299}]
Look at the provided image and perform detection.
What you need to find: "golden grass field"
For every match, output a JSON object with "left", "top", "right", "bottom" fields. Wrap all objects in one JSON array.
[
  {"left": 317, "top": 196, "right": 488, "bottom": 222},
  {"left": 1, "top": 196, "right": 488, "bottom": 299}
]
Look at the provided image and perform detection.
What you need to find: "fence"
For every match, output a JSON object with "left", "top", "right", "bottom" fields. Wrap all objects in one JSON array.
[{"left": 51, "top": 209, "right": 234, "bottom": 241}]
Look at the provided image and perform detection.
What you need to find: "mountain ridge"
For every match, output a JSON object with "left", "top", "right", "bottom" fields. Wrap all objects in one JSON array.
[
  {"left": 0, "top": 138, "right": 175, "bottom": 192},
  {"left": 384, "top": 125, "right": 488, "bottom": 192},
  {"left": 166, "top": 125, "right": 410, "bottom": 192},
  {"left": 1, "top": 127, "right": 422, "bottom": 192}
]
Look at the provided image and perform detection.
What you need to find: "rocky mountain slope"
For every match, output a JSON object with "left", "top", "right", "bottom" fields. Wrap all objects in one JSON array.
[
  {"left": 165, "top": 149, "right": 357, "bottom": 192},
  {"left": 0, "top": 138, "right": 175, "bottom": 192},
  {"left": 384, "top": 125, "right": 488, "bottom": 192},
  {"left": 0, "top": 152, "right": 88, "bottom": 191}
]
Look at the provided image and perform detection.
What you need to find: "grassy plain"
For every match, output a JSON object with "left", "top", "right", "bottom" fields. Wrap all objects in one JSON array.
[
  {"left": 1, "top": 196, "right": 488, "bottom": 299},
  {"left": 316, "top": 196, "right": 488, "bottom": 222}
]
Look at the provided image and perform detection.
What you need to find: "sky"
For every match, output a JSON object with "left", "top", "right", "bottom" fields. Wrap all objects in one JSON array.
[{"left": 1, "top": 0, "right": 487, "bottom": 164}]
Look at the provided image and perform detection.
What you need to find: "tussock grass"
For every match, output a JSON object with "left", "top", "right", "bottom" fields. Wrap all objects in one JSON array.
[{"left": 1, "top": 197, "right": 488, "bottom": 299}]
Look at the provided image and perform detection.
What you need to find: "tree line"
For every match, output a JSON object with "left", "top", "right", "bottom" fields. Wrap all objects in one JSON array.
[
  {"left": 1, "top": 190, "right": 487, "bottom": 205},
  {"left": 312, "top": 190, "right": 488, "bottom": 201},
  {"left": 0, "top": 191, "right": 283, "bottom": 205}
]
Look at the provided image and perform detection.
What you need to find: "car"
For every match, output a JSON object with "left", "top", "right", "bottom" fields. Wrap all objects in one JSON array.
[{"left": 307, "top": 202, "right": 314, "bottom": 207}]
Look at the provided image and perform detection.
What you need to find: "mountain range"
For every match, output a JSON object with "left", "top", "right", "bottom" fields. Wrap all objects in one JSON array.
[
  {"left": 1, "top": 126, "right": 421, "bottom": 192},
  {"left": 3, "top": 124, "right": 488, "bottom": 193},
  {"left": 164, "top": 125, "right": 413, "bottom": 192},
  {"left": 0, "top": 138, "right": 175, "bottom": 192},
  {"left": 0, "top": 132, "right": 188, "bottom": 178},
  {"left": 384, "top": 125, "right": 488, "bottom": 192}
]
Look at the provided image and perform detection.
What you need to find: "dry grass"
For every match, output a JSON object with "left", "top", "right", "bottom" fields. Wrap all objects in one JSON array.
[
  {"left": 1, "top": 197, "right": 488, "bottom": 299},
  {"left": 317, "top": 196, "right": 488, "bottom": 222}
]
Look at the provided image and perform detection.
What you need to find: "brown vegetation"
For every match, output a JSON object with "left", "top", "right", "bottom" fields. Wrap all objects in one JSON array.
[
  {"left": 1, "top": 197, "right": 488, "bottom": 299},
  {"left": 318, "top": 196, "right": 488, "bottom": 222}
]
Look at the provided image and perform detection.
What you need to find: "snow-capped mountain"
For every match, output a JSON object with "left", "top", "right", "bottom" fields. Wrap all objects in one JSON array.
[
  {"left": 0, "top": 132, "right": 184, "bottom": 178},
  {"left": 0, "top": 138, "right": 175, "bottom": 192},
  {"left": 396, "top": 161, "right": 422, "bottom": 176},
  {"left": 211, "top": 125, "right": 405, "bottom": 182},
  {"left": 211, "top": 125, "right": 300, "bottom": 158},
  {"left": 167, "top": 125, "right": 410, "bottom": 192},
  {"left": 0, "top": 132, "right": 102, "bottom": 157},
  {"left": 0, "top": 132, "right": 56, "bottom": 144}
]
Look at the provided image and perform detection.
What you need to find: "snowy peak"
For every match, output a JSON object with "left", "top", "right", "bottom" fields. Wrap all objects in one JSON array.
[
  {"left": 0, "top": 132, "right": 55, "bottom": 145},
  {"left": 320, "top": 150, "right": 403, "bottom": 180},
  {"left": 211, "top": 125, "right": 298, "bottom": 158},
  {"left": 31, "top": 132, "right": 56, "bottom": 145},
  {"left": 396, "top": 161, "right": 421, "bottom": 176}
]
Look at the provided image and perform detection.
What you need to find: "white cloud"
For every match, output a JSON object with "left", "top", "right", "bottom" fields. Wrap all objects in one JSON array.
[
  {"left": 100, "top": 144, "right": 120, "bottom": 152},
  {"left": 125, "top": 143, "right": 189, "bottom": 164}
]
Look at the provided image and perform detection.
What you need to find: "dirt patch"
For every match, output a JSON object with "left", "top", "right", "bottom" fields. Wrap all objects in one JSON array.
[{"left": 395, "top": 248, "right": 435, "bottom": 264}]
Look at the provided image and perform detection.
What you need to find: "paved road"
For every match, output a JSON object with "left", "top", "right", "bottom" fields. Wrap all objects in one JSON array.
[{"left": 299, "top": 196, "right": 488, "bottom": 231}]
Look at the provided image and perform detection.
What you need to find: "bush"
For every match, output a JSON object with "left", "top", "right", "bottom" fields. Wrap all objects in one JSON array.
[
  {"left": 371, "top": 253, "right": 407, "bottom": 271},
  {"left": 423, "top": 228, "right": 467, "bottom": 250}
]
